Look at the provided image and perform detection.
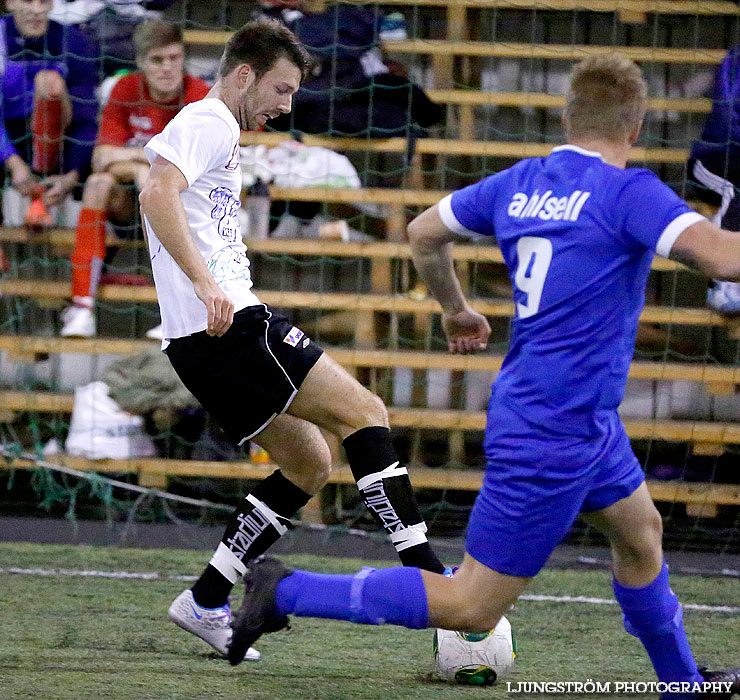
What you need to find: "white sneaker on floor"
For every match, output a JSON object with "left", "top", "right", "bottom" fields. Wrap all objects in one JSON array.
[
  {"left": 145, "top": 323, "right": 164, "bottom": 340},
  {"left": 168, "top": 588, "right": 261, "bottom": 661},
  {"left": 707, "top": 280, "right": 740, "bottom": 316},
  {"left": 60, "top": 305, "right": 95, "bottom": 337}
]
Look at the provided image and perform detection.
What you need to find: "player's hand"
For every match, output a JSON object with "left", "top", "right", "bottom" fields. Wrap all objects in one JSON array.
[
  {"left": 42, "top": 171, "right": 77, "bottom": 207},
  {"left": 7, "top": 157, "right": 34, "bottom": 196},
  {"left": 194, "top": 278, "right": 234, "bottom": 337},
  {"left": 442, "top": 307, "right": 491, "bottom": 354}
]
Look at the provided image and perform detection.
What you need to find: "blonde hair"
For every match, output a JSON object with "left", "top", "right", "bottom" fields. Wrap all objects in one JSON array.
[{"left": 564, "top": 54, "right": 647, "bottom": 142}]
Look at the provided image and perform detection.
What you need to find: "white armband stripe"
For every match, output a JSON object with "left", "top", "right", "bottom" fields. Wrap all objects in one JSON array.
[
  {"left": 655, "top": 212, "right": 706, "bottom": 258},
  {"left": 438, "top": 194, "right": 480, "bottom": 238}
]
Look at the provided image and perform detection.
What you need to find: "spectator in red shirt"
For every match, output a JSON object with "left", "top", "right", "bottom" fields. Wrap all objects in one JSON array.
[{"left": 61, "top": 19, "right": 209, "bottom": 338}]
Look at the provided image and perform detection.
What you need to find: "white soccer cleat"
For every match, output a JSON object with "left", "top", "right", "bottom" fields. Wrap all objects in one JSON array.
[
  {"left": 60, "top": 305, "right": 96, "bottom": 337},
  {"left": 168, "top": 589, "right": 261, "bottom": 661},
  {"left": 145, "top": 322, "right": 164, "bottom": 340}
]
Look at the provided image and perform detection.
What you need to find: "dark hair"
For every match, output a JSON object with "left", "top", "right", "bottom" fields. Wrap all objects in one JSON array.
[
  {"left": 133, "top": 19, "right": 183, "bottom": 59},
  {"left": 564, "top": 54, "right": 647, "bottom": 142},
  {"left": 218, "top": 19, "right": 311, "bottom": 81}
]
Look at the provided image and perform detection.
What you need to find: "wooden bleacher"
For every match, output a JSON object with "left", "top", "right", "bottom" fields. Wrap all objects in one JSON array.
[
  {"left": 6, "top": 388, "right": 740, "bottom": 443},
  {"left": 0, "top": 198, "right": 716, "bottom": 246},
  {"left": 1, "top": 335, "right": 739, "bottom": 395},
  {"left": 185, "top": 1, "right": 740, "bottom": 19},
  {"left": 184, "top": 3, "right": 730, "bottom": 145},
  {"left": 427, "top": 92, "right": 711, "bottom": 113},
  {"left": 186, "top": 28, "right": 728, "bottom": 65},
  {"left": 184, "top": 0, "right": 740, "bottom": 53},
  {"left": 2, "top": 249, "right": 737, "bottom": 518},
  {"left": 3, "top": 1, "right": 739, "bottom": 521},
  {"left": 381, "top": 42, "right": 726, "bottom": 64},
  {"left": 5, "top": 453, "right": 739, "bottom": 514},
  {"left": 4, "top": 389, "right": 740, "bottom": 457},
  {"left": 2, "top": 386, "right": 739, "bottom": 513},
  {"left": 0, "top": 225, "right": 687, "bottom": 271},
  {"left": 0, "top": 279, "right": 729, "bottom": 329},
  {"left": 238, "top": 131, "right": 690, "bottom": 164}
]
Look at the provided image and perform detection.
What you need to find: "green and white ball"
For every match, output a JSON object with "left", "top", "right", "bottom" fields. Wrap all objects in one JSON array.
[{"left": 432, "top": 616, "right": 516, "bottom": 686}]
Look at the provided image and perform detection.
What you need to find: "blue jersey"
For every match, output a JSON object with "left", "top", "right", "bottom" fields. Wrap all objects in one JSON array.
[{"left": 441, "top": 145, "right": 704, "bottom": 439}]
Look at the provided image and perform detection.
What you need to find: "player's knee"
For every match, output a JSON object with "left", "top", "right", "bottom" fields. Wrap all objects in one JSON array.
[
  {"left": 643, "top": 513, "right": 664, "bottom": 565},
  {"left": 295, "top": 441, "right": 332, "bottom": 493},
  {"left": 442, "top": 583, "right": 507, "bottom": 633},
  {"left": 34, "top": 70, "right": 66, "bottom": 99},
  {"left": 86, "top": 172, "right": 115, "bottom": 194},
  {"left": 636, "top": 507, "right": 663, "bottom": 557},
  {"left": 329, "top": 389, "right": 389, "bottom": 439},
  {"left": 453, "top": 602, "right": 504, "bottom": 634},
  {"left": 310, "top": 444, "right": 332, "bottom": 489},
  {"left": 613, "top": 509, "right": 663, "bottom": 567},
  {"left": 646, "top": 506, "right": 663, "bottom": 544},
  {"left": 356, "top": 391, "right": 388, "bottom": 429}
]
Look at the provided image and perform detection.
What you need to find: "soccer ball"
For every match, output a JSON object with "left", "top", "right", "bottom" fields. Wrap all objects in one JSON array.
[{"left": 432, "top": 616, "right": 516, "bottom": 686}]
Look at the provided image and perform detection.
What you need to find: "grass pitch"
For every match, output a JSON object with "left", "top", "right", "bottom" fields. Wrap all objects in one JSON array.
[{"left": 1, "top": 542, "right": 739, "bottom": 700}]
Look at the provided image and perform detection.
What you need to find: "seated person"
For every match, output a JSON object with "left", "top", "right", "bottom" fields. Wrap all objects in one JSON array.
[
  {"left": 260, "top": 1, "right": 444, "bottom": 137},
  {"left": 1, "top": 0, "right": 100, "bottom": 225},
  {"left": 688, "top": 45, "right": 740, "bottom": 315},
  {"left": 253, "top": 1, "right": 443, "bottom": 233},
  {"left": 60, "top": 19, "right": 209, "bottom": 338},
  {"left": 50, "top": 0, "right": 180, "bottom": 76}
]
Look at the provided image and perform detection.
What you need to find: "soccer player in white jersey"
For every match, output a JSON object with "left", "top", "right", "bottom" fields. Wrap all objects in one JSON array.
[
  {"left": 226, "top": 55, "right": 740, "bottom": 698},
  {"left": 138, "top": 19, "right": 449, "bottom": 663}
]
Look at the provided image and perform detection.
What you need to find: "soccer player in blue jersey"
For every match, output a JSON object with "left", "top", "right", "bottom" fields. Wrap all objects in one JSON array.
[{"left": 228, "top": 54, "right": 740, "bottom": 697}]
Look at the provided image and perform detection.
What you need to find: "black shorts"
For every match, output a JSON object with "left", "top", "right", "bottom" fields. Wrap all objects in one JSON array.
[{"left": 164, "top": 304, "right": 323, "bottom": 444}]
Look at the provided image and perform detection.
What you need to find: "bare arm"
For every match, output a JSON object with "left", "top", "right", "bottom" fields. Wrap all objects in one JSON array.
[
  {"left": 106, "top": 159, "right": 150, "bottom": 183},
  {"left": 669, "top": 219, "right": 740, "bottom": 280},
  {"left": 4, "top": 154, "right": 34, "bottom": 196},
  {"left": 408, "top": 205, "right": 491, "bottom": 353},
  {"left": 93, "top": 145, "right": 148, "bottom": 173},
  {"left": 138, "top": 156, "right": 234, "bottom": 336},
  {"left": 43, "top": 170, "right": 79, "bottom": 207}
]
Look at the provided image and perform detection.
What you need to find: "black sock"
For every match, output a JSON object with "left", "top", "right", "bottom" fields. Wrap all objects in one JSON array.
[
  {"left": 395, "top": 541, "right": 448, "bottom": 572},
  {"left": 191, "top": 470, "right": 312, "bottom": 608},
  {"left": 343, "top": 426, "right": 446, "bottom": 574},
  {"left": 190, "top": 563, "right": 231, "bottom": 608}
]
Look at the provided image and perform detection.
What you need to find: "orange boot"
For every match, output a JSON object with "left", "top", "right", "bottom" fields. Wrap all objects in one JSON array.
[{"left": 25, "top": 182, "right": 51, "bottom": 233}]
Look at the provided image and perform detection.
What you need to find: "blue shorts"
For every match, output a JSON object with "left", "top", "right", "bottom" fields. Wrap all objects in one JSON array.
[{"left": 465, "top": 409, "right": 644, "bottom": 577}]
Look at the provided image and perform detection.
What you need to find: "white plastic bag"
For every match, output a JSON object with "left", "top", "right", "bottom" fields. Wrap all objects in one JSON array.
[
  {"left": 241, "top": 141, "right": 361, "bottom": 189},
  {"left": 65, "top": 381, "right": 156, "bottom": 460}
]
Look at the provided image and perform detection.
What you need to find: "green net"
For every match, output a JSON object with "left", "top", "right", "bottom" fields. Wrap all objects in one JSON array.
[{"left": 1, "top": 0, "right": 740, "bottom": 560}]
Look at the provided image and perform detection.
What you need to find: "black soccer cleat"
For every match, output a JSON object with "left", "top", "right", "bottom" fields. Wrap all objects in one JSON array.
[
  {"left": 698, "top": 667, "right": 740, "bottom": 698},
  {"left": 227, "top": 556, "right": 293, "bottom": 666}
]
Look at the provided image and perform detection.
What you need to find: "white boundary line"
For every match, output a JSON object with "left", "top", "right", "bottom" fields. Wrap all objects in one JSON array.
[
  {"left": 0, "top": 566, "right": 196, "bottom": 581},
  {"left": 1, "top": 566, "right": 738, "bottom": 614},
  {"left": 520, "top": 593, "right": 740, "bottom": 614}
]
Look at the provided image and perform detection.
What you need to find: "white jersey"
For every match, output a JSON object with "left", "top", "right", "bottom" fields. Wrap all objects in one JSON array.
[{"left": 143, "top": 98, "right": 260, "bottom": 340}]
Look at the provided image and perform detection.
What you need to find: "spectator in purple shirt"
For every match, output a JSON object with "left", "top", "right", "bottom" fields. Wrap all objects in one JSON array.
[
  {"left": 1, "top": 0, "right": 100, "bottom": 225},
  {"left": 688, "top": 45, "right": 740, "bottom": 314}
]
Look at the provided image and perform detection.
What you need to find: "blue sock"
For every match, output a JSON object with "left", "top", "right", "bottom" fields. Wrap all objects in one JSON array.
[
  {"left": 275, "top": 566, "right": 428, "bottom": 629},
  {"left": 612, "top": 563, "right": 703, "bottom": 686}
]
